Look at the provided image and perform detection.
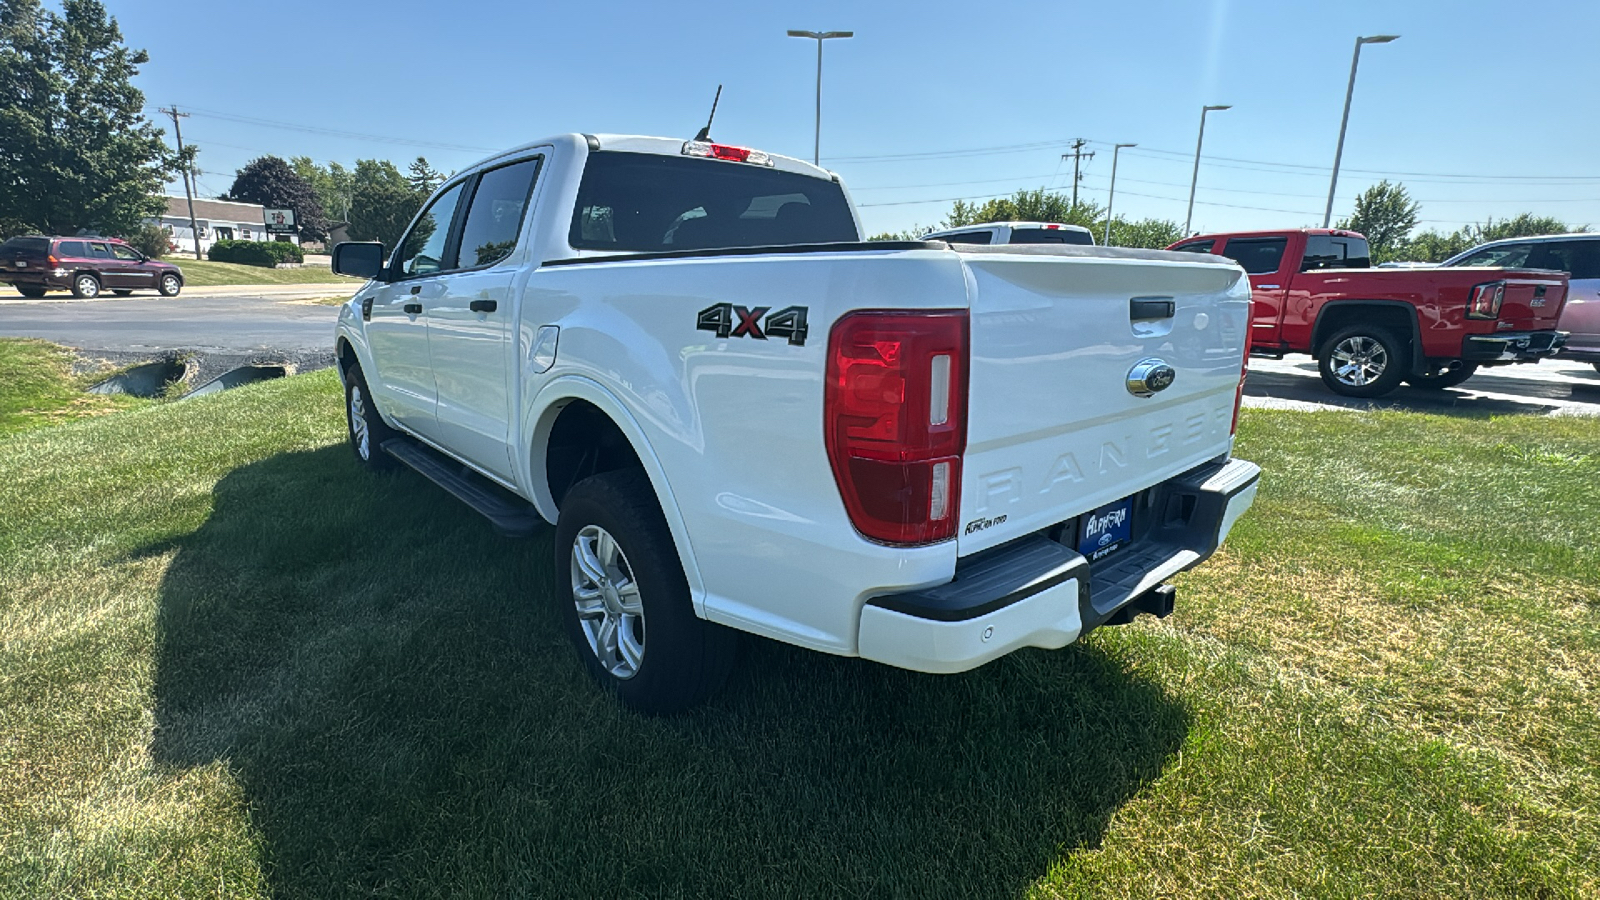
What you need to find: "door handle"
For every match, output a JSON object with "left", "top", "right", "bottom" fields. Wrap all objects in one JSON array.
[
  {"left": 409, "top": 285, "right": 422, "bottom": 295},
  {"left": 469, "top": 299, "right": 497, "bottom": 313},
  {"left": 1256, "top": 284, "right": 1281, "bottom": 290},
  {"left": 1130, "top": 297, "right": 1175, "bottom": 319},
  {"left": 403, "top": 302, "right": 423, "bottom": 315}
]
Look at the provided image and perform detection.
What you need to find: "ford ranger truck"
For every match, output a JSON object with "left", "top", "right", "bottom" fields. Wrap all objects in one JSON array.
[
  {"left": 1169, "top": 229, "right": 1569, "bottom": 397},
  {"left": 332, "top": 134, "right": 1260, "bottom": 713}
]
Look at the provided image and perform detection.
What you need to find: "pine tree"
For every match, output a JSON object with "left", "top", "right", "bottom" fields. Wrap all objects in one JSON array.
[
  {"left": 0, "top": 0, "right": 173, "bottom": 237},
  {"left": 407, "top": 157, "right": 444, "bottom": 195}
]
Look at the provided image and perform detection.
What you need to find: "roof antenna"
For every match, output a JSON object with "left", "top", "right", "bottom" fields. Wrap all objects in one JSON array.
[{"left": 693, "top": 84, "right": 722, "bottom": 143}]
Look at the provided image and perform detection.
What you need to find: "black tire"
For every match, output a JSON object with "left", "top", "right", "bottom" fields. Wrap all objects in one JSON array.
[
  {"left": 16, "top": 285, "right": 46, "bottom": 298},
  {"left": 70, "top": 273, "right": 100, "bottom": 299},
  {"left": 344, "top": 362, "right": 397, "bottom": 471},
  {"left": 555, "top": 469, "right": 737, "bottom": 714},
  {"left": 112, "top": 289, "right": 133, "bottom": 296},
  {"left": 1317, "top": 324, "right": 1408, "bottom": 398},
  {"left": 1405, "top": 362, "right": 1478, "bottom": 390},
  {"left": 158, "top": 273, "right": 182, "bottom": 297}
]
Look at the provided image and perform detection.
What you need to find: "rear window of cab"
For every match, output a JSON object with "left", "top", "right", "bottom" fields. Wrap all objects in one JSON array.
[{"left": 570, "top": 152, "right": 857, "bottom": 252}]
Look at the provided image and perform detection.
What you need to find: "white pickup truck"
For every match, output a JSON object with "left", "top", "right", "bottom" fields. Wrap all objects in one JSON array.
[{"left": 332, "top": 133, "right": 1260, "bottom": 713}]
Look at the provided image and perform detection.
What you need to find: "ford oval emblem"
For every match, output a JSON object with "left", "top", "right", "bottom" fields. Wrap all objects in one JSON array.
[{"left": 1127, "top": 358, "right": 1177, "bottom": 398}]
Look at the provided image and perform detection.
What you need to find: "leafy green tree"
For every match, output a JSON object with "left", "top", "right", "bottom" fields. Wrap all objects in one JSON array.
[
  {"left": 0, "top": 0, "right": 173, "bottom": 237},
  {"left": 291, "top": 156, "right": 353, "bottom": 224},
  {"left": 942, "top": 188, "right": 1103, "bottom": 231},
  {"left": 407, "top": 157, "right": 444, "bottom": 195},
  {"left": 223, "top": 155, "right": 328, "bottom": 241},
  {"left": 1463, "top": 213, "right": 1579, "bottom": 245},
  {"left": 1103, "top": 216, "right": 1185, "bottom": 250},
  {"left": 1400, "top": 214, "right": 1588, "bottom": 263},
  {"left": 348, "top": 158, "right": 422, "bottom": 247},
  {"left": 1337, "top": 180, "right": 1419, "bottom": 263}
]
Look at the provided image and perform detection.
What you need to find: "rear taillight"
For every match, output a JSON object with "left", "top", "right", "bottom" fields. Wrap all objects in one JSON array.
[
  {"left": 1467, "top": 281, "right": 1505, "bottom": 319},
  {"left": 825, "top": 310, "right": 967, "bottom": 545},
  {"left": 1232, "top": 321, "right": 1251, "bottom": 436},
  {"left": 46, "top": 254, "right": 58, "bottom": 267}
]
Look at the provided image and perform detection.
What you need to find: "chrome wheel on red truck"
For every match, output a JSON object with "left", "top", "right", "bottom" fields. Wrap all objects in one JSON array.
[{"left": 1318, "top": 325, "right": 1407, "bottom": 398}]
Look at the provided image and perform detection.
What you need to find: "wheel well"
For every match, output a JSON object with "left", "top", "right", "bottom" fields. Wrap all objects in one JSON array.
[
  {"left": 336, "top": 339, "right": 357, "bottom": 376},
  {"left": 544, "top": 400, "right": 644, "bottom": 508},
  {"left": 1313, "top": 303, "right": 1416, "bottom": 355}
]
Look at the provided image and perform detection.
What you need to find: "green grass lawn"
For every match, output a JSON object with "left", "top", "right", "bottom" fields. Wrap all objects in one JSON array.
[
  {"left": 0, "top": 366, "right": 1596, "bottom": 898},
  {"left": 0, "top": 339, "right": 148, "bottom": 436},
  {"left": 165, "top": 258, "right": 360, "bottom": 287}
]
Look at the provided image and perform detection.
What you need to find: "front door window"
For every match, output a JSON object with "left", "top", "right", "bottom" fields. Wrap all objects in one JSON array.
[{"left": 395, "top": 182, "right": 467, "bottom": 278}]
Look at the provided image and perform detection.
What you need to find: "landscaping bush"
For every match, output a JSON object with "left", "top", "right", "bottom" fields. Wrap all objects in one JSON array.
[
  {"left": 208, "top": 239, "right": 303, "bottom": 267},
  {"left": 120, "top": 223, "right": 172, "bottom": 258}
]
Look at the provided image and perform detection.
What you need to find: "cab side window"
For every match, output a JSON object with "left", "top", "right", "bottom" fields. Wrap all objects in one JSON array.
[
  {"left": 1221, "top": 237, "right": 1288, "bottom": 275},
  {"left": 88, "top": 242, "right": 112, "bottom": 259},
  {"left": 1455, "top": 243, "right": 1531, "bottom": 268},
  {"left": 395, "top": 181, "right": 467, "bottom": 278},
  {"left": 1171, "top": 240, "right": 1215, "bottom": 254},
  {"left": 111, "top": 244, "right": 141, "bottom": 261},
  {"left": 456, "top": 158, "right": 541, "bottom": 269}
]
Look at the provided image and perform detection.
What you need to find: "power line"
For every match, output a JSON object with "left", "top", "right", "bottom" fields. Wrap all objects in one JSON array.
[{"left": 143, "top": 104, "right": 497, "bottom": 154}]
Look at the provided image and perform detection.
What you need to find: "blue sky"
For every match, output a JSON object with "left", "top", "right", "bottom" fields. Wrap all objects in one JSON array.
[{"left": 116, "top": 0, "right": 1600, "bottom": 239}]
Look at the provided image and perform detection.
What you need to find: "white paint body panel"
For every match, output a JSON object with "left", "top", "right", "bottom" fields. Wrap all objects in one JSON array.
[{"left": 335, "top": 133, "right": 1256, "bottom": 668}]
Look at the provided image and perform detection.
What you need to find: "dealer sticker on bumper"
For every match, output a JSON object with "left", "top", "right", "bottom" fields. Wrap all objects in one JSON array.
[{"left": 1078, "top": 497, "right": 1133, "bottom": 562}]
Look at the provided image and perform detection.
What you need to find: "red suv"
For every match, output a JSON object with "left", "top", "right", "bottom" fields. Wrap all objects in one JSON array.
[{"left": 1, "top": 235, "right": 184, "bottom": 299}]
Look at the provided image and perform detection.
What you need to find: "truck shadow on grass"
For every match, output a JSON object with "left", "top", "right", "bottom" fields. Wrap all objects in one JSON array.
[{"left": 147, "top": 446, "right": 1187, "bottom": 899}]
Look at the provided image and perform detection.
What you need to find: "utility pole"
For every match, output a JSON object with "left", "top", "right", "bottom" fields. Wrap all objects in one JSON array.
[
  {"left": 1061, "top": 139, "right": 1095, "bottom": 208},
  {"left": 159, "top": 106, "right": 203, "bottom": 261}
]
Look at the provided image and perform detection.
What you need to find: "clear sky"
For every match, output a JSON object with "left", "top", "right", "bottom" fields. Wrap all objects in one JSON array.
[{"left": 115, "top": 0, "right": 1600, "bottom": 239}]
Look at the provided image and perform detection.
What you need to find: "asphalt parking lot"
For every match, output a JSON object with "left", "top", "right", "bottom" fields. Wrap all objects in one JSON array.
[
  {"left": 2, "top": 287, "right": 1597, "bottom": 415},
  {"left": 1244, "top": 355, "right": 1600, "bottom": 417}
]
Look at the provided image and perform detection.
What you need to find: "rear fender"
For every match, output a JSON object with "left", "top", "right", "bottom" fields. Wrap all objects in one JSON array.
[
  {"left": 526, "top": 375, "right": 706, "bottom": 615},
  {"left": 1311, "top": 300, "right": 1425, "bottom": 374}
]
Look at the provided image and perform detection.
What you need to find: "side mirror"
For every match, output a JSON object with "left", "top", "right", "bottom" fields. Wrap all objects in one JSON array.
[{"left": 333, "top": 242, "right": 387, "bottom": 281}]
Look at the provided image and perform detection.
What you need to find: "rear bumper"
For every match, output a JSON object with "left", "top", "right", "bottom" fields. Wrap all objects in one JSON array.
[
  {"left": 1, "top": 270, "right": 69, "bottom": 289},
  {"left": 857, "top": 456, "right": 1260, "bottom": 674},
  {"left": 1460, "top": 330, "right": 1568, "bottom": 362}
]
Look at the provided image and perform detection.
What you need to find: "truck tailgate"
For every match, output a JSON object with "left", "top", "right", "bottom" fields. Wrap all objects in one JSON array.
[
  {"left": 1496, "top": 269, "right": 1568, "bottom": 330},
  {"left": 951, "top": 245, "right": 1250, "bottom": 556}
]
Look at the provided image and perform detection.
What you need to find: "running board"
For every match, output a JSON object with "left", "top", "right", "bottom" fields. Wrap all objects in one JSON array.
[{"left": 381, "top": 438, "right": 546, "bottom": 538}]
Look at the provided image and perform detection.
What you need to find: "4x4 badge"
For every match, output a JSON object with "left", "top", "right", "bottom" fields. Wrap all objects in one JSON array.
[{"left": 697, "top": 303, "right": 809, "bottom": 346}]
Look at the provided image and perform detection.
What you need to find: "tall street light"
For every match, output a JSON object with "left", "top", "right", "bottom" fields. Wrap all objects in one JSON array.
[
  {"left": 787, "top": 29, "right": 853, "bottom": 166},
  {"left": 1104, "top": 143, "right": 1137, "bottom": 246},
  {"left": 1185, "top": 105, "right": 1230, "bottom": 235},
  {"left": 1323, "top": 34, "right": 1399, "bottom": 227}
]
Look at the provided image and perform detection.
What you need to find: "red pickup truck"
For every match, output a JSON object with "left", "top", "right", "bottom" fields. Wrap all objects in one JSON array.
[{"left": 1168, "top": 229, "right": 1569, "bottom": 397}]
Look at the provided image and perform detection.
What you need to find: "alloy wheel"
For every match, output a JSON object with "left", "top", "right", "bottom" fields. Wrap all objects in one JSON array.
[
  {"left": 570, "top": 524, "right": 646, "bottom": 679},
  {"left": 349, "top": 384, "right": 371, "bottom": 460},
  {"left": 1331, "top": 335, "right": 1388, "bottom": 387}
]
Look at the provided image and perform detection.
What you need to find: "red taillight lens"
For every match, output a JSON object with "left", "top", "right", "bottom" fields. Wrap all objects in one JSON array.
[
  {"left": 1232, "top": 319, "right": 1251, "bottom": 435},
  {"left": 825, "top": 311, "right": 967, "bottom": 545},
  {"left": 46, "top": 254, "right": 58, "bottom": 267},
  {"left": 1467, "top": 281, "right": 1505, "bottom": 319}
]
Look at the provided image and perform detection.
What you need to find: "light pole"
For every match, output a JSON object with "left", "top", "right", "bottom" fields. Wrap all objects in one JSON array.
[
  {"left": 1104, "top": 142, "right": 1136, "bottom": 246},
  {"left": 787, "top": 29, "right": 853, "bottom": 165},
  {"left": 1322, "top": 34, "right": 1399, "bottom": 227},
  {"left": 1185, "top": 105, "right": 1230, "bottom": 235}
]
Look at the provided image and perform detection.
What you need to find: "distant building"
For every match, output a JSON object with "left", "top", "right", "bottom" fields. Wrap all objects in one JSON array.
[{"left": 149, "top": 197, "right": 300, "bottom": 255}]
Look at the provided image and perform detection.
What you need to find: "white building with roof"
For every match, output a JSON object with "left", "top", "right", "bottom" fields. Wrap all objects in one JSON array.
[{"left": 149, "top": 197, "right": 300, "bottom": 255}]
